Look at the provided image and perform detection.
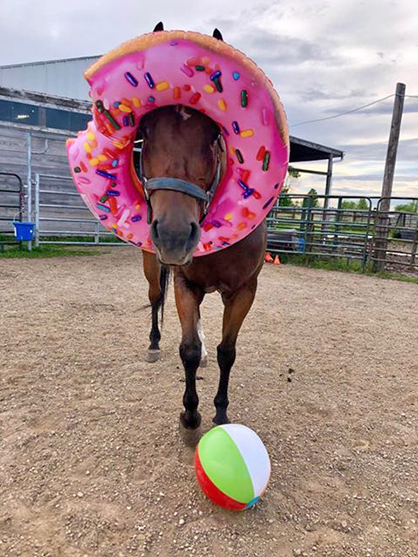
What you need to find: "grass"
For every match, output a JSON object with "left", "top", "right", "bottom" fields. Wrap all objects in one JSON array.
[
  {"left": 275, "top": 253, "right": 418, "bottom": 284},
  {"left": 0, "top": 244, "right": 103, "bottom": 259}
]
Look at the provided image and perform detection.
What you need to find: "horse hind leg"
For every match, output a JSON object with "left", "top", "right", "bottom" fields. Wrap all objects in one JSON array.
[
  {"left": 143, "top": 253, "right": 169, "bottom": 363},
  {"left": 146, "top": 297, "right": 162, "bottom": 362}
]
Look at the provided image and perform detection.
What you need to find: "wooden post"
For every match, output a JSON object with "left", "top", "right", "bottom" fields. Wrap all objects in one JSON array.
[{"left": 373, "top": 82, "right": 406, "bottom": 272}]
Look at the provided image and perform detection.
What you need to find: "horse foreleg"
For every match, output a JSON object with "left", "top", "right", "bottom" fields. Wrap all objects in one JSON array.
[
  {"left": 174, "top": 275, "right": 204, "bottom": 442},
  {"left": 214, "top": 277, "right": 258, "bottom": 425},
  {"left": 197, "top": 315, "right": 208, "bottom": 368},
  {"left": 143, "top": 252, "right": 162, "bottom": 362}
]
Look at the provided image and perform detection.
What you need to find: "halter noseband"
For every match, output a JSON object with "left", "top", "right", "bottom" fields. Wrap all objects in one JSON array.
[{"left": 138, "top": 142, "right": 222, "bottom": 225}]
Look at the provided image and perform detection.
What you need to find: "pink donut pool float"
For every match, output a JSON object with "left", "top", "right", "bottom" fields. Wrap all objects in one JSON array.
[{"left": 67, "top": 30, "right": 289, "bottom": 255}]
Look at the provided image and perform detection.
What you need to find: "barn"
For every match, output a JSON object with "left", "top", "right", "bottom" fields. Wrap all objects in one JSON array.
[{"left": 0, "top": 56, "right": 343, "bottom": 246}]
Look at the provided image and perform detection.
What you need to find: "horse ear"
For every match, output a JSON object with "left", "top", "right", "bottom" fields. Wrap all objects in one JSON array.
[
  {"left": 153, "top": 22, "right": 164, "bottom": 32},
  {"left": 213, "top": 28, "right": 223, "bottom": 41}
]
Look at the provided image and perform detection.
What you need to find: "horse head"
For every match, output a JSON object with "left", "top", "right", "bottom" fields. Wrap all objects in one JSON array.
[{"left": 137, "top": 106, "right": 225, "bottom": 265}]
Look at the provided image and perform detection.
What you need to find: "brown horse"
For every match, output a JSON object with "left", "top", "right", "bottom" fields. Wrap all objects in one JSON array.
[{"left": 137, "top": 103, "right": 266, "bottom": 442}]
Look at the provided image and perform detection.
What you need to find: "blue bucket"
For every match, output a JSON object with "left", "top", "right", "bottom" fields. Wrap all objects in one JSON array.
[{"left": 12, "top": 221, "right": 36, "bottom": 241}]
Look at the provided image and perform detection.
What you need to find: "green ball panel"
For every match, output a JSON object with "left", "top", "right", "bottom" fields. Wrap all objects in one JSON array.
[{"left": 198, "top": 426, "right": 254, "bottom": 504}]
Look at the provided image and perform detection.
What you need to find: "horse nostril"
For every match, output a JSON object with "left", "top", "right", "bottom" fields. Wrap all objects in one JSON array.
[
  {"left": 151, "top": 220, "right": 159, "bottom": 241},
  {"left": 190, "top": 222, "right": 199, "bottom": 243}
]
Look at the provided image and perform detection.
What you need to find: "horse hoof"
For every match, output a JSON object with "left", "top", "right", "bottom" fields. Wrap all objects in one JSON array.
[
  {"left": 200, "top": 356, "right": 208, "bottom": 368},
  {"left": 212, "top": 415, "right": 230, "bottom": 426},
  {"left": 146, "top": 349, "right": 161, "bottom": 363},
  {"left": 179, "top": 422, "right": 203, "bottom": 447}
]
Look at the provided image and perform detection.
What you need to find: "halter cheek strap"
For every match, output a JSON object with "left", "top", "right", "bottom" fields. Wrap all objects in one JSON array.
[{"left": 138, "top": 145, "right": 222, "bottom": 224}]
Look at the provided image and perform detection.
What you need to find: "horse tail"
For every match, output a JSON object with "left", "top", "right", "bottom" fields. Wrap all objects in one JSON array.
[{"left": 159, "top": 264, "right": 170, "bottom": 325}]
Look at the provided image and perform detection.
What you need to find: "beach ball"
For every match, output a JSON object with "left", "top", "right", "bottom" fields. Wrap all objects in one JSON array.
[{"left": 195, "top": 424, "right": 271, "bottom": 510}]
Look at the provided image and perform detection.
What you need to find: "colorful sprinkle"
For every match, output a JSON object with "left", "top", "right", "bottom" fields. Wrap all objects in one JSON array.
[
  {"left": 187, "top": 57, "right": 201, "bottom": 66},
  {"left": 262, "top": 108, "right": 269, "bottom": 125},
  {"left": 241, "top": 90, "right": 248, "bottom": 107},
  {"left": 97, "top": 203, "right": 110, "bottom": 213},
  {"left": 113, "top": 101, "right": 121, "bottom": 108},
  {"left": 100, "top": 195, "right": 109, "bottom": 203},
  {"left": 125, "top": 72, "right": 138, "bottom": 87},
  {"left": 86, "top": 131, "right": 95, "bottom": 141},
  {"left": 243, "top": 189, "right": 255, "bottom": 199},
  {"left": 204, "top": 84, "right": 215, "bottom": 94},
  {"left": 108, "top": 197, "right": 118, "bottom": 214},
  {"left": 262, "top": 151, "right": 271, "bottom": 171},
  {"left": 212, "top": 220, "right": 222, "bottom": 228},
  {"left": 119, "top": 104, "right": 132, "bottom": 113},
  {"left": 80, "top": 161, "right": 87, "bottom": 173},
  {"left": 256, "top": 146, "right": 266, "bottom": 161},
  {"left": 274, "top": 183, "right": 280, "bottom": 189},
  {"left": 127, "top": 233, "right": 134, "bottom": 240},
  {"left": 237, "top": 222, "right": 247, "bottom": 231},
  {"left": 131, "top": 215, "right": 142, "bottom": 222},
  {"left": 224, "top": 213, "right": 233, "bottom": 221},
  {"left": 156, "top": 81, "right": 169, "bottom": 91},
  {"left": 107, "top": 190, "right": 120, "bottom": 196},
  {"left": 173, "top": 86, "right": 181, "bottom": 99},
  {"left": 242, "top": 208, "right": 256, "bottom": 219},
  {"left": 77, "top": 176, "right": 90, "bottom": 185},
  {"left": 232, "top": 121, "right": 240, "bottom": 134},
  {"left": 129, "top": 113, "right": 135, "bottom": 126},
  {"left": 96, "top": 169, "right": 117, "bottom": 180},
  {"left": 99, "top": 214, "right": 108, "bottom": 221},
  {"left": 190, "top": 92, "right": 201, "bottom": 105},
  {"left": 218, "top": 99, "right": 227, "bottom": 111},
  {"left": 95, "top": 100, "right": 104, "bottom": 113},
  {"left": 181, "top": 65, "right": 194, "bottom": 78},
  {"left": 263, "top": 196, "right": 275, "bottom": 210},
  {"left": 240, "top": 129, "right": 254, "bottom": 138},
  {"left": 183, "top": 84, "right": 191, "bottom": 92},
  {"left": 195, "top": 65, "right": 205, "bottom": 71},
  {"left": 103, "top": 110, "right": 121, "bottom": 130},
  {"left": 148, "top": 96, "right": 155, "bottom": 103},
  {"left": 74, "top": 166, "right": 81, "bottom": 173},
  {"left": 144, "top": 72, "right": 155, "bottom": 88},
  {"left": 83, "top": 142, "right": 92, "bottom": 153},
  {"left": 214, "top": 79, "right": 223, "bottom": 93},
  {"left": 233, "top": 71, "right": 240, "bottom": 80},
  {"left": 238, "top": 179, "right": 249, "bottom": 191},
  {"left": 111, "top": 159, "right": 119, "bottom": 167},
  {"left": 122, "top": 116, "right": 129, "bottom": 126},
  {"left": 89, "top": 158, "right": 99, "bottom": 167},
  {"left": 235, "top": 149, "right": 244, "bottom": 164},
  {"left": 97, "top": 154, "right": 107, "bottom": 162},
  {"left": 132, "top": 97, "right": 141, "bottom": 107},
  {"left": 210, "top": 70, "right": 222, "bottom": 81}
]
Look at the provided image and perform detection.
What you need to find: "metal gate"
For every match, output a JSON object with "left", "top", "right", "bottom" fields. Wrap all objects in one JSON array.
[
  {"left": 267, "top": 194, "right": 374, "bottom": 270},
  {"left": 0, "top": 171, "right": 24, "bottom": 250},
  {"left": 34, "top": 173, "right": 123, "bottom": 247}
]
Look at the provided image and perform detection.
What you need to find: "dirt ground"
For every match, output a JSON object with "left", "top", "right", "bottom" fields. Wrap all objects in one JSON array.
[{"left": 1, "top": 247, "right": 417, "bottom": 557}]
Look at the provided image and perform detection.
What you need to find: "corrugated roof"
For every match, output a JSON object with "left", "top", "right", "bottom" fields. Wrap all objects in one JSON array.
[{"left": 0, "top": 55, "right": 101, "bottom": 70}]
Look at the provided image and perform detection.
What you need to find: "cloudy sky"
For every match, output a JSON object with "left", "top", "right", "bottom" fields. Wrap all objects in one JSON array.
[{"left": 1, "top": 0, "right": 417, "bottom": 199}]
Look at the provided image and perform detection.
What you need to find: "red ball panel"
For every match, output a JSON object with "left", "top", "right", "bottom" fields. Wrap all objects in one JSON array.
[{"left": 195, "top": 446, "right": 246, "bottom": 511}]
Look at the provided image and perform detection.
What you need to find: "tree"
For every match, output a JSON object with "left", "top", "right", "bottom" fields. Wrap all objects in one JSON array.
[
  {"left": 302, "top": 188, "right": 318, "bottom": 208},
  {"left": 278, "top": 168, "right": 300, "bottom": 207},
  {"left": 395, "top": 200, "right": 418, "bottom": 213},
  {"left": 357, "top": 198, "right": 369, "bottom": 210}
]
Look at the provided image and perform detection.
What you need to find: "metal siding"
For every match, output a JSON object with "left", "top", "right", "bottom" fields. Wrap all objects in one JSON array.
[{"left": 0, "top": 58, "right": 99, "bottom": 100}]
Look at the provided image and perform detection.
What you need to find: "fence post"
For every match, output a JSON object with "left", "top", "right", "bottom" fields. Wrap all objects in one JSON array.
[
  {"left": 373, "top": 83, "right": 406, "bottom": 271},
  {"left": 34, "top": 174, "right": 40, "bottom": 248}
]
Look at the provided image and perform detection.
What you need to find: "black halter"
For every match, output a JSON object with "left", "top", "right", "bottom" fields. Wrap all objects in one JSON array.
[{"left": 138, "top": 146, "right": 222, "bottom": 225}]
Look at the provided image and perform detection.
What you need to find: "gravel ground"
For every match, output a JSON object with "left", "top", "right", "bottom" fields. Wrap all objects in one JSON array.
[{"left": 0, "top": 247, "right": 417, "bottom": 557}]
